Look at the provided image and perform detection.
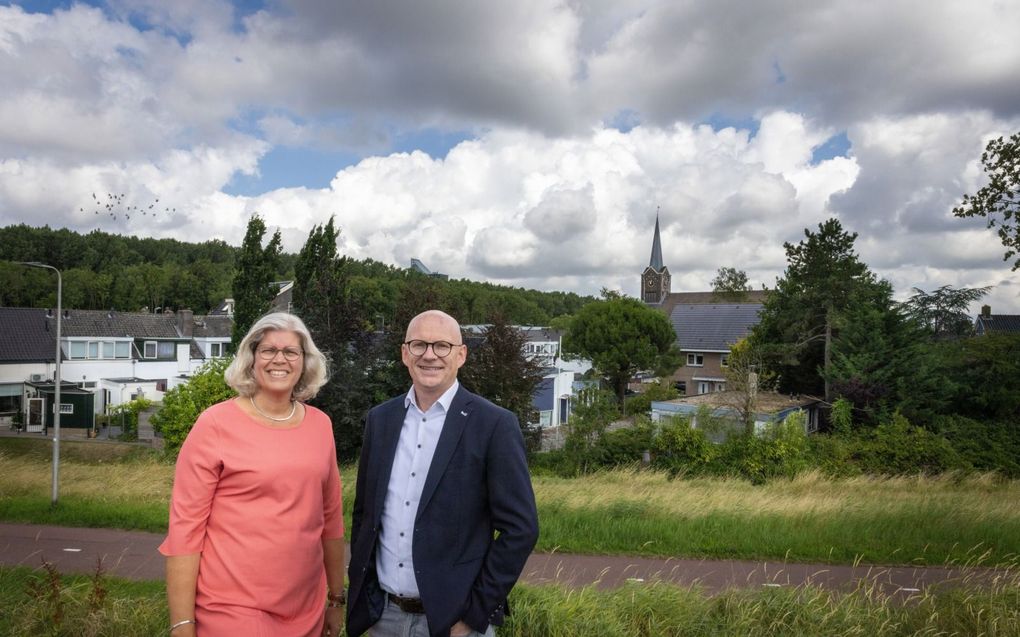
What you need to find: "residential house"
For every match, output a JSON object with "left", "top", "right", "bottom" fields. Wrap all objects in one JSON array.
[
  {"left": 462, "top": 325, "right": 592, "bottom": 429},
  {"left": 974, "top": 305, "right": 1020, "bottom": 335},
  {"left": 639, "top": 214, "right": 767, "bottom": 394},
  {"left": 0, "top": 307, "right": 231, "bottom": 432}
]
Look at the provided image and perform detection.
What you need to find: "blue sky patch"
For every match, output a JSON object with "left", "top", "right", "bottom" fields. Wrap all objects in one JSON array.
[
  {"left": 223, "top": 146, "right": 362, "bottom": 196},
  {"left": 811, "top": 131, "right": 852, "bottom": 163}
]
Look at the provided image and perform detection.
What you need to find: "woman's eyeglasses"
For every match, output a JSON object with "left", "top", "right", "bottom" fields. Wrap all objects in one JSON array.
[{"left": 257, "top": 347, "right": 304, "bottom": 361}]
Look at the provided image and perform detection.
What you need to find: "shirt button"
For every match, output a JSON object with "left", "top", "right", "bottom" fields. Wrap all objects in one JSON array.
[
  {"left": 405, "top": 501, "right": 410, "bottom": 506},
  {"left": 417, "top": 444, "right": 421, "bottom": 448},
  {"left": 398, "top": 563, "right": 403, "bottom": 568},
  {"left": 400, "top": 532, "right": 404, "bottom": 537},
  {"left": 411, "top": 472, "right": 416, "bottom": 477}
]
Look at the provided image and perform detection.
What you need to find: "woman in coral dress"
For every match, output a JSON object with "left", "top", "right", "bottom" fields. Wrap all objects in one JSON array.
[{"left": 160, "top": 313, "right": 345, "bottom": 637}]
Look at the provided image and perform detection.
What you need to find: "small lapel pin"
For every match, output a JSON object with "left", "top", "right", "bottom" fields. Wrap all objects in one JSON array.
[{"left": 460, "top": 410, "right": 468, "bottom": 417}]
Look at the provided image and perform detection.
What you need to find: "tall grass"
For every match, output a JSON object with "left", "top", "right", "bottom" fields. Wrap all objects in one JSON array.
[
  {"left": 532, "top": 468, "right": 1020, "bottom": 565},
  {"left": 3, "top": 438, "right": 1019, "bottom": 566},
  {"left": 2, "top": 562, "right": 1017, "bottom": 637}
]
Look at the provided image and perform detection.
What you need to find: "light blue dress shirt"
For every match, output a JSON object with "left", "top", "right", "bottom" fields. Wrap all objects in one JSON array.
[{"left": 376, "top": 381, "right": 460, "bottom": 598}]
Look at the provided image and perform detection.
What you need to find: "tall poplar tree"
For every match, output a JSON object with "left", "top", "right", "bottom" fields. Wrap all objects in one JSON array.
[
  {"left": 292, "top": 216, "right": 376, "bottom": 461},
  {"left": 231, "top": 214, "right": 282, "bottom": 349}
]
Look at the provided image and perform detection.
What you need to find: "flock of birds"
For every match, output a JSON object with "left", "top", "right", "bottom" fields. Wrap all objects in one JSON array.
[{"left": 80, "top": 192, "right": 176, "bottom": 222}]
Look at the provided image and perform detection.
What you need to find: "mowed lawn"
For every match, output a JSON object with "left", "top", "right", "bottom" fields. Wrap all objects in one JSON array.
[{"left": 2, "top": 438, "right": 1020, "bottom": 566}]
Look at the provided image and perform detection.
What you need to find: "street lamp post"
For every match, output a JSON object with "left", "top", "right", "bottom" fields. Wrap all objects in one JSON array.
[{"left": 21, "top": 262, "right": 62, "bottom": 506}]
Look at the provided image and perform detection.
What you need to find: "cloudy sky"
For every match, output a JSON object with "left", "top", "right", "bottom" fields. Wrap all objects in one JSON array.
[{"left": 2, "top": 0, "right": 1019, "bottom": 314}]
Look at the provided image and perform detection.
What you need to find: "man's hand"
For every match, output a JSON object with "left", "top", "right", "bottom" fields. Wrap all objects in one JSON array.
[{"left": 450, "top": 620, "right": 474, "bottom": 636}]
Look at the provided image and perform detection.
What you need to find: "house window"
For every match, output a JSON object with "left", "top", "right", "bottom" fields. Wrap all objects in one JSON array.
[
  {"left": 675, "top": 381, "right": 687, "bottom": 395},
  {"left": 687, "top": 353, "right": 704, "bottom": 367},
  {"left": 69, "top": 342, "right": 87, "bottom": 359},
  {"left": 59, "top": 403, "right": 73, "bottom": 415},
  {"left": 158, "top": 342, "right": 176, "bottom": 358},
  {"left": 102, "top": 341, "right": 115, "bottom": 358},
  {"left": 156, "top": 380, "right": 168, "bottom": 391},
  {"left": 715, "top": 383, "right": 726, "bottom": 392},
  {"left": 721, "top": 354, "right": 729, "bottom": 367},
  {"left": 88, "top": 341, "right": 99, "bottom": 358},
  {"left": 210, "top": 343, "right": 224, "bottom": 357},
  {"left": 143, "top": 341, "right": 157, "bottom": 358},
  {"left": 698, "top": 381, "right": 709, "bottom": 394},
  {"left": 116, "top": 342, "right": 130, "bottom": 358}
]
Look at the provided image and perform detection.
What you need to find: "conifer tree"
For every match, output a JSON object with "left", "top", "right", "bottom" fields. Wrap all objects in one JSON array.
[{"left": 231, "top": 214, "right": 282, "bottom": 349}]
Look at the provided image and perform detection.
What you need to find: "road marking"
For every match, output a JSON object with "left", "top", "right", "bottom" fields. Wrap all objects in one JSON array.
[{"left": 62, "top": 548, "right": 82, "bottom": 552}]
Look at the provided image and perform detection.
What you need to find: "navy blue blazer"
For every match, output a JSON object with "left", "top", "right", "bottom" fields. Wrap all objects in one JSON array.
[{"left": 346, "top": 386, "right": 539, "bottom": 637}]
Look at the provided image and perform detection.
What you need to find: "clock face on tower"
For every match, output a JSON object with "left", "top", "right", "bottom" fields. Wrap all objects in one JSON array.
[{"left": 645, "top": 274, "right": 657, "bottom": 290}]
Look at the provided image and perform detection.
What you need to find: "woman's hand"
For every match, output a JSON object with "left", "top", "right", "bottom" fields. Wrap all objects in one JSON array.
[{"left": 322, "top": 606, "right": 343, "bottom": 636}]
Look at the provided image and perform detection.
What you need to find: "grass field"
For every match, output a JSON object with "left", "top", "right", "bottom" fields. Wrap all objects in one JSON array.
[
  {"left": 2, "top": 564, "right": 1017, "bottom": 637},
  {"left": 3, "top": 438, "right": 1020, "bottom": 566}
]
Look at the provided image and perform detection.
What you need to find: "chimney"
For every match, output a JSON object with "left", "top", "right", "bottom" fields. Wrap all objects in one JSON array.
[
  {"left": 177, "top": 309, "right": 194, "bottom": 337},
  {"left": 981, "top": 305, "right": 991, "bottom": 319}
]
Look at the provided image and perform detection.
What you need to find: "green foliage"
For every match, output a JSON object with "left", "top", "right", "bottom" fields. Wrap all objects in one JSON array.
[
  {"left": 933, "top": 415, "right": 1020, "bottom": 477},
  {"left": 953, "top": 132, "right": 1020, "bottom": 270},
  {"left": 622, "top": 380, "right": 679, "bottom": 416},
  {"left": 107, "top": 398, "right": 154, "bottom": 441},
  {"left": 562, "top": 388, "right": 620, "bottom": 474},
  {"left": 902, "top": 284, "right": 990, "bottom": 338},
  {"left": 292, "top": 217, "right": 378, "bottom": 462},
  {"left": 150, "top": 358, "right": 234, "bottom": 456},
  {"left": 563, "top": 296, "right": 681, "bottom": 403},
  {"left": 459, "top": 314, "right": 546, "bottom": 452},
  {"left": 752, "top": 218, "right": 891, "bottom": 400},
  {"left": 588, "top": 419, "right": 654, "bottom": 468},
  {"left": 830, "top": 397, "right": 853, "bottom": 436},
  {"left": 651, "top": 414, "right": 716, "bottom": 477},
  {"left": 231, "top": 214, "right": 282, "bottom": 349},
  {"left": 710, "top": 266, "right": 752, "bottom": 301},
  {"left": 730, "top": 411, "right": 809, "bottom": 484},
  {"left": 825, "top": 302, "right": 946, "bottom": 426},
  {"left": 936, "top": 333, "right": 1020, "bottom": 421},
  {"left": 850, "top": 412, "right": 967, "bottom": 475}
]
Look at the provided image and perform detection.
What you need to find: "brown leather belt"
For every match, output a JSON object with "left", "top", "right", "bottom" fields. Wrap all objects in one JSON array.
[{"left": 387, "top": 593, "right": 426, "bottom": 614}]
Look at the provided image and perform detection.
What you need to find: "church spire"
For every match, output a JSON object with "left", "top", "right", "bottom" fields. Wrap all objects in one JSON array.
[{"left": 649, "top": 208, "right": 663, "bottom": 271}]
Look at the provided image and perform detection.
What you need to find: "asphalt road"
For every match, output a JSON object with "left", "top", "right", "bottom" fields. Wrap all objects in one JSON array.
[{"left": 0, "top": 523, "right": 999, "bottom": 596}]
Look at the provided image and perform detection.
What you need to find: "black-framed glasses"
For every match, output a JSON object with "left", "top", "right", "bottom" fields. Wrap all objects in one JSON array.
[
  {"left": 256, "top": 347, "right": 304, "bottom": 361},
  {"left": 404, "top": 339, "right": 462, "bottom": 358}
]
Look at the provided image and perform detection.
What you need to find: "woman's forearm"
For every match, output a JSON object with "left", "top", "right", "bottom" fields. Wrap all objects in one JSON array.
[
  {"left": 166, "top": 554, "right": 201, "bottom": 634},
  {"left": 322, "top": 538, "right": 345, "bottom": 594}
]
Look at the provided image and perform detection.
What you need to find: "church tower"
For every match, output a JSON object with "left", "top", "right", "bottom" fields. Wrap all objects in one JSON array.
[{"left": 641, "top": 212, "right": 671, "bottom": 304}]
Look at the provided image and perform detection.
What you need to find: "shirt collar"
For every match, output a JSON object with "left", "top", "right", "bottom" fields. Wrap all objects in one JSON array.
[{"left": 404, "top": 380, "right": 460, "bottom": 413}]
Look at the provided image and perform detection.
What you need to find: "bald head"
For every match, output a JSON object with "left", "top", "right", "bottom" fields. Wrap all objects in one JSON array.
[{"left": 405, "top": 310, "right": 461, "bottom": 342}]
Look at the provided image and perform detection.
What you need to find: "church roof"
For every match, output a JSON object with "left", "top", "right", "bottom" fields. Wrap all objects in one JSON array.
[{"left": 649, "top": 214, "right": 664, "bottom": 271}]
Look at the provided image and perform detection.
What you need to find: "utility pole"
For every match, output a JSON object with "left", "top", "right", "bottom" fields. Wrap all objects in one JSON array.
[{"left": 21, "top": 262, "right": 62, "bottom": 506}]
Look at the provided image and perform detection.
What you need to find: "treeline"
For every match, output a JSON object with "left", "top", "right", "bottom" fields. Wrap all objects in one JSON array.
[{"left": 0, "top": 224, "right": 592, "bottom": 324}]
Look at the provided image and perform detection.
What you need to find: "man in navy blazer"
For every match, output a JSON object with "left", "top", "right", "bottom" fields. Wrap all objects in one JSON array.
[{"left": 347, "top": 310, "right": 539, "bottom": 637}]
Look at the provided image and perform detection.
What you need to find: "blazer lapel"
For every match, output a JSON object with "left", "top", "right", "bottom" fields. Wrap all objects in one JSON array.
[
  {"left": 372, "top": 399, "right": 408, "bottom": 520},
  {"left": 416, "top": 387, "right": 473, "bottom": 518}
]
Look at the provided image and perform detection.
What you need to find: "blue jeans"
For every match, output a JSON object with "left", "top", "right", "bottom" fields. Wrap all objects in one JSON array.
[{"left": 368, "top": 597, "right": 495, "bottom": 637}]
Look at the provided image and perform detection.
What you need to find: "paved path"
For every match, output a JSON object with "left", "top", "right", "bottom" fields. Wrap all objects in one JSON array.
[{"left": 0, "top": 523, "right": 999, "bottom": 596}]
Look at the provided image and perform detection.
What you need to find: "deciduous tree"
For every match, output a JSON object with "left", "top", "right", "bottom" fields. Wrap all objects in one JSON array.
[
  {"left": 459, "top": 313, "right": 546, "bottom": 451},
  {"left": 902, "top": 285, "right": 990, "bottom": 339},
  {"left": 953, "top": 133, "right": 1020, "bottom": 270},
  {"left": 711, "top": 267, "right": 752, "bottom": 301}
]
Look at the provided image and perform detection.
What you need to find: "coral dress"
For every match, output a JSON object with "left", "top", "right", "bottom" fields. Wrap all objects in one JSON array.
[{"left": 159, "top": 399, "right": 344, "bottom": 637}]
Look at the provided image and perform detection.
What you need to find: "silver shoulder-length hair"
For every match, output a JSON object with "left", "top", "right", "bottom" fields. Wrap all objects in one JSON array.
[{"left": 224, "top": 312, "right": 329, "bottom": 401}]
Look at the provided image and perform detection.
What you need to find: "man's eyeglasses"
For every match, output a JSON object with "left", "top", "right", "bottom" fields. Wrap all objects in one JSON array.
[
  {"left": 257, "top": 347, "right": 304, "bottom": 361},
  {"left": 404, "top": 340, "right": 462, "bottom": 358}
]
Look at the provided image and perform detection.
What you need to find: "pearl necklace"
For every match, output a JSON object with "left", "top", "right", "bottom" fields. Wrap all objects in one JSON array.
[{"left": 250, "top": 396, "right": 297, "bottom": 422}]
